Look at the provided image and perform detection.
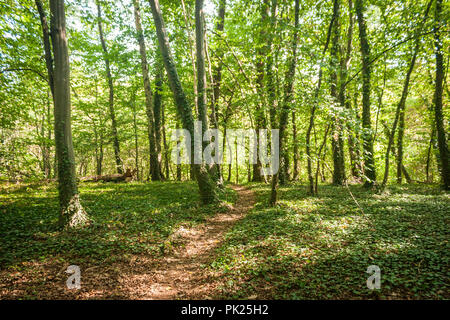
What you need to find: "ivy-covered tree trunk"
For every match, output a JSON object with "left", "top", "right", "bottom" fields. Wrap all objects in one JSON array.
[
  {"left": 96, "top": 1, "right": 123, "bottom": 174},
  {"left": 340, "top": 0, "right": 359, "bottom": 180},
  {"left": 269, "top": 0, "right": 299, "bottom": 206},
  {"left": 131, "top": 88, "right": 140, "bottom": 181},
  {"left": 154, "top": 52, "right": 164, "bottom": 179},
  {"left": 433, "top": 0, "right": 450, "bottom": 190},
  {"left": 195, "top": 0, "right": 209, "bottom": 151},
  {"left": 355, "top": 0, "right": 376, "bottom": 187},
  {"left": 149, "top": 0, "right": 218, "bottom": 204},
  {"left": 50, "top": 0, "right": 87, "bottom": 228},
  {"left": 133, "top": 0, "right": 160, "bottom": 181},
  {"left": 292, "top": 110, "right": 299, "bottom": 180},
  {"left": 330, "top": 0, "right": 345, "bottom": 185}
]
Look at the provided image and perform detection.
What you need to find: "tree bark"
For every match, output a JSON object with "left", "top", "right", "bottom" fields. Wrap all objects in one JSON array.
[
  {"left": 292, "top": 110, "right": 299, "bottom": 180},
  {"left": 96, "top": 1, "right": 123, "bottom": 174},
  {"left": 50, "top": 0, "right": 87, "bottom": 228},
  {"left": 154, "top": 51, "right": 164, "bottom": 179},
  {"left": 355, "top": 0, "right": 376, "bottom": 187},
  {"left": 131, "top": 88, "right": 140, "bottom": 181},
  {"left": 433, "top": 0, "right": 450, "bottom": 190},
  {"left": 35, "top": 0, "right": 54, "bottom": 99},
  {"left": 330, "top": 0, "right": 346, "bottom": 185},
  {"left": 162, "top": 91, "right": 170, "bottom": 180}
]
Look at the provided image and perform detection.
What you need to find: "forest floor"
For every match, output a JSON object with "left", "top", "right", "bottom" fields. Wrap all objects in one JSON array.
[{"left": 0, "top": 181, "right": 448, "bottom": 299}]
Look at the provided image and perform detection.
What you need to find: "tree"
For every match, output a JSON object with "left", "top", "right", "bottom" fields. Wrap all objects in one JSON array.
[
  {"left": 149, "top": 0, "right": 218, "bottom": 204},
  {"left": 433, "top": 0, "right": 450, "bottom": 190},
  {"left": 133, "top": 0, "right": 160, "bottom": 181},
  {"left": 381, "top": 0, "right": 433, "bottom": 188},
  {"left": 269, "top": 0, "right": 300, "bottom": 206},
  {"left": 96, "top": 1, "right": 123, "bottom": 174},
  {"left": 49, "top": 0, "right": 88, "bottom": 228},
  {"left": 329, "top": 0, "right": 345, "bottom": 185},
  {"left": 355, "top": 0, "right": 376, "bottom": 187}
]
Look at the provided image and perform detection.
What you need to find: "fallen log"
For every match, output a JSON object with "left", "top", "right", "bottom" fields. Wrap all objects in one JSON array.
[{"left": 81, "top": 168, "right": 137, "bottom": 183}]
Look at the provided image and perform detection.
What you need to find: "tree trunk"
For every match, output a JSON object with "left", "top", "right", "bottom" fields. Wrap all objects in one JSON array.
[
  {"left": 381, "top": 0, "right": 432, "bottom": 188},
  {"left": 149, "top": 0, "right": 218, "bottom": 204},
  {"left": 96, "top": 1, "right": 123, "bottom": 174},
  {"left": 35, "top": 0, "right": 54, "bottom": 99},
  {"left": 341, "top": 0, "right": 359, "bottom": 180},
  {"left": 162, "top": 94, "right": 170, "bottom": 180},
  {"left": 269, "top": 0, "right": 299, "bottom": 206},
  {"left": 292, "top": 110, "right": 299, "bottom": 180},
  {"left": 433, "top": 0, "right": 450, "bottom": 190},
  {"left": 306, "top": 2, "right": 336, "bottom": 194},
  {"left": 355, "top": 0, "right": 376, "bottom": 187},
  {"left": 330, "top": 0, "right": 346, "bottom": 185},
  {"left": 133, "top": 0, "right": 161, "bottom": 181},
  {"left": 266, "top": 0, "right": 278, "bottom": 132},
  {"left": 131, "top": 88, "right": 140, "bottom": 181},
  {"left": 154, "top": 51, "right": 165, "bottom": 179},
  {"left": 50, "top": 0, "right": 87, "bottom": 228},
  {"left": 426, "top": 126, "right": 435, "bottom": 183},
  {"left": 253, "top": 0, "right": 270, "bottom": 182}
]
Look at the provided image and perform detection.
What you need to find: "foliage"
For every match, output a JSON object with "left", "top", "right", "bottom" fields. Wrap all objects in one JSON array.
[
  {"left": 210, "top": 183, "right": 449, "bottom": 299},
  {"left": 0, "top": 181, "right": 236, "bottom": 268}
]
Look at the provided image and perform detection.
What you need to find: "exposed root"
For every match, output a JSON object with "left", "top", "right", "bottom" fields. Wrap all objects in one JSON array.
[{"left": 64, "top": 194, "right": 90, "bottom": 229}]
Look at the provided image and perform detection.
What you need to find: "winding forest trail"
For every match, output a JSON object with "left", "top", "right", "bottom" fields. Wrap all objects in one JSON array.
[{"left": 120, "top": 184, "right": 256, "bottom": 299}]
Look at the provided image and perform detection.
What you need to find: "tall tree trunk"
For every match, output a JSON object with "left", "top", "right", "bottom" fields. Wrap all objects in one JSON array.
[
  {"left": 396, "top": 102, "right": 406, "bottom": 184},
  {"left": 266, "top": 0, "right": 278, "bottom": 132},
  {"left": 341, "top": 0, "right": 359, "bottom": 180},
  {"left": 133, "top": 0, "right": 160, "bottom": 181},
  {"left": 162, "top": 94, "right": 170, "bottom": 180},
  {"left": 35, "top": 1, "right": 53, "bottom": 180},
  {"left": 181, "top": 0, "right": 198, "bottom": 113},
  {"left": 35, "top": 0, "right": 54, "bottom": 99},
  {"left": 50, "top": 0, "right": 87, "bottom": 228},
  {"left": 330, "top": 0, "right": 346, "bottom": 185},
  {"left": 149, "top": 0, "right": 218, "bottom": 204},
  {"left": 154, "top": 50, "right": 164, "bottom": 179},
  {"left": 269, "top": 0, "right": 300, "bottom": 206},
  {"left": 207, "top": 0, "right": 226, "bottom": 185},
  {"left": 381, "top": 0, "right": 433, "bottom": 188},
  {"left": 96, "top": 1, "right": 123, "bottom": 174},
  {"left": 315, "top": 125, "right": 331, "bottom": 194},
  {"left": 426, "top": 126, "right": 435, "bottom": 183},
  {"left": 433, "top": 0, "right": 449, "bottom": 190},
  {"left": 253, "top": 0, "right": 270, "bottom": 182},
  {"left": 306, "top": 2, "right": 336, "bottom": 194},
  {"left": 131, "top": 88, "right": 140, "bottom": 181},
  {"left": 42, "top": 91, "right": 52, "bottom": 179},
  {"left": 195, "top": 0, "right": 210, "bottom": 156},
  {"left": 292, "top": 110, "right": 299, "bottom": 180},
  {"left": 355, "top": 0, "right": 376, "bottom": 187}
]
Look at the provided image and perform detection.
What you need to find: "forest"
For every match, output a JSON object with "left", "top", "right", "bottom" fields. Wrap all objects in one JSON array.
[{"left": 0, "top": 0, "right": 449, "bottom": 300}]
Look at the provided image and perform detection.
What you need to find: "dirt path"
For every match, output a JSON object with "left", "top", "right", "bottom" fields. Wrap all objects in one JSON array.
[{"left": 119, "top": 184, "right": 255, "bottom": 299}]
